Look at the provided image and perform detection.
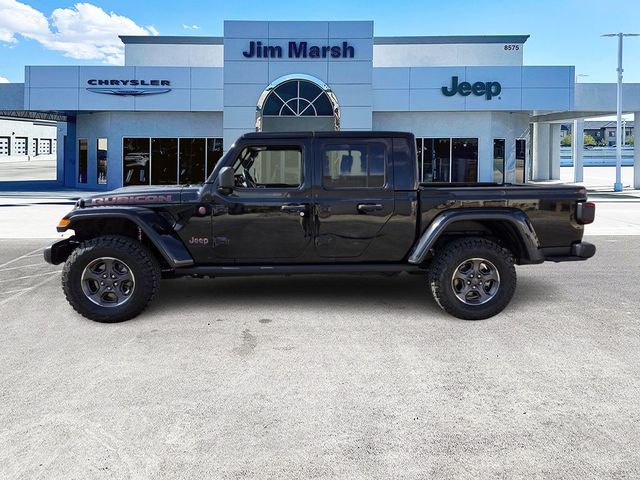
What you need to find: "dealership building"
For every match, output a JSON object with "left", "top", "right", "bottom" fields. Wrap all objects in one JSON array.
[{"left": 0, "top": 20, "right": 639, "bottom": 190}]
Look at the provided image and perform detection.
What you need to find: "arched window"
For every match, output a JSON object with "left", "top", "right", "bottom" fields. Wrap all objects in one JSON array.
[{"left": 256, "top": 75, "right": 339, "bottom": 132}]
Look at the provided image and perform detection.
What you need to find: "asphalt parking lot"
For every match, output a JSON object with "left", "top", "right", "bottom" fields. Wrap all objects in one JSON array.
[{"left": 0, "top": 227, "right": 639, "bottom": 478}]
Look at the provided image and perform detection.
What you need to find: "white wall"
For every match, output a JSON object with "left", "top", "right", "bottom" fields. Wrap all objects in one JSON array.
[
  {"left": 373, "top": 66, "right": 575, "bottom": 113},
  {"left": 125, "top": 44, "right": 224, "bottom": 67},
  {"left": 374, "top": 43, "right": 524, "bottom": 67},
  {"left": 25, "top": 66, "right": 223, "bottom": 112}
]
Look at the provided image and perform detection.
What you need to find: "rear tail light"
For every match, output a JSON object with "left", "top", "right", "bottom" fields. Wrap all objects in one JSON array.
[{"left": 576, "top": 201, "right": 595, "bottom": 225}]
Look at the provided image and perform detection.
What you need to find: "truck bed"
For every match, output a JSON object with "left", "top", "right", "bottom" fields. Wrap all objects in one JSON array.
[{"left": 418, "top": 183, "right": 588, "bottom": 253}]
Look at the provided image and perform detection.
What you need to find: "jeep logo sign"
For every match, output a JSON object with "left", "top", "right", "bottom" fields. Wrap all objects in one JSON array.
[{"left": 442, "top": 76, "right": 502, "bottom": 100}]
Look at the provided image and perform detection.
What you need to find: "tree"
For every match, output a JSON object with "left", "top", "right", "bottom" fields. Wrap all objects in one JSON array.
[
  {"left": 626, "top": 135, "right": 634, "bottom": 146},
  {"left": 561, "top": 134, "right": 571, "bottom": 146},
  {"left": 584, "top": 134, "right": 597, "bottom": 146}
]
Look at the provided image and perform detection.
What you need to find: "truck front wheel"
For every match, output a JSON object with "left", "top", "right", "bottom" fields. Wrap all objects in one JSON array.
[
  {"left": 428, "top": 237, "right": 516, "bottom": 320},
  {"left": 61, "top": 235, "right": 160, "bottom": 323}
]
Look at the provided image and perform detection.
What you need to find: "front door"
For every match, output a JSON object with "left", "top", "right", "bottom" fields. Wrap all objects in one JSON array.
[
  {"left": 210, "top": 141, "right": 313, "bottom": 262},
  {"left": 312, "top": 138, "right": 395, "bottom": 260}
]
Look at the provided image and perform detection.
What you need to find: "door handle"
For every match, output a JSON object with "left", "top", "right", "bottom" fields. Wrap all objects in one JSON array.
[
  {"left": 281, "top": 204, "right": 308, "bottom": 216},
  {"left": 357, "top": 203, "right": 384, "bottom": 213}
]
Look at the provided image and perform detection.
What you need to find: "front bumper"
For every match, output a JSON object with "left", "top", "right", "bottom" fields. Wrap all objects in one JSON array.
[{"left": 44, "top": 237, "right": 78, "bottom": 265}]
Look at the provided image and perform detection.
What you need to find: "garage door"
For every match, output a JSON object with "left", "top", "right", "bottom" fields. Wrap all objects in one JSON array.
[
  {"left": 0, "top": 137, "right": 9, "bottom": 156},
  {"left": 14, "top": 137, "right": 27, "bottom": 155},
  {"left": 38, "top": 139, "right": 52, "bottom": 155}
]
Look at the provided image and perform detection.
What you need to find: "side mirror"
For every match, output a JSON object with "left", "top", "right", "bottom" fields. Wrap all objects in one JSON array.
[{"left": 218, "top": 166, "right": 234, "bottom": 194}]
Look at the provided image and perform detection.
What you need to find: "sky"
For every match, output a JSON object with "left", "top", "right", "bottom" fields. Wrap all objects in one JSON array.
[{"left": 0, "top": 0, "right": 639, "bottom": 85}]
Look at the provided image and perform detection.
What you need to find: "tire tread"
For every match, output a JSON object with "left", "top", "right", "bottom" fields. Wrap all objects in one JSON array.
[
  {"left": 428, "top": 237, "right": 516, "bottom": 320},
  {"left": 61, "top": 235, "right": 160, "bottom": 323}
]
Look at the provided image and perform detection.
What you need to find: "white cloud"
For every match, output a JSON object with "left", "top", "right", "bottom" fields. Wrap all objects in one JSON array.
[
  {"left": 0, "top": 75, "right": 9, "bottom": 83},
  {"left": 0, "top": 0, "right": 159, "bottom": 65},
  {"left": 182, "top": 24, "right": 200, "bottom": 30}
]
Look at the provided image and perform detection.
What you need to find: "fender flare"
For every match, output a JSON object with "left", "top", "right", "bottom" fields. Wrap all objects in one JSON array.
[
  {"left": 58, "top": 207, "right": 194, "bottom": 268},
  {"left": 408, "top": 208, "right": 543, "bottom": 265}
]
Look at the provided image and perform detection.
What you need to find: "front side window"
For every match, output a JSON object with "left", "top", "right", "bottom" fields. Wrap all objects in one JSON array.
[
  {"left": 322, "top": 143, "right": 386, "bottom": 189},
  {"left": 232, "top": 145, "right": 302, "bottom": 188}
]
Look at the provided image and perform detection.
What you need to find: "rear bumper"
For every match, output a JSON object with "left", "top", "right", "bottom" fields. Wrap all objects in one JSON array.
[
  {"left": 44, "top": 238, "right": 77, "bottom": 265},
  {"left": 545, "top": 241, "right": 596, "bottom": 262}
]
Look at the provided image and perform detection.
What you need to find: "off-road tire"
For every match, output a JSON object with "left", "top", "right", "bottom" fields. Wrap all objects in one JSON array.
[
  {"left": 62, "top": 235, "right": 160, "bottom": 323},
  {"left": 428, "top": 237, "right": 516, "bottom": 320}
]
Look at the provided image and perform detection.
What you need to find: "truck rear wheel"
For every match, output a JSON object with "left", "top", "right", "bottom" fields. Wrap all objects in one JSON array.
[
  {"left": 428, "top": 237, "right": 516, "bottom": 320},
  {"left": 61, "top": 235, "right": 160, "bottom": 323}
]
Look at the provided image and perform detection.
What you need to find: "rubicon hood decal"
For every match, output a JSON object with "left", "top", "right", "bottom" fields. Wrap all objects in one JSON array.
[
  {"left": 82, "top": 185, "right": 202, "bottom": 206},
  {"left": 89, "top": 194, "right": 175, "bottom": 205}
]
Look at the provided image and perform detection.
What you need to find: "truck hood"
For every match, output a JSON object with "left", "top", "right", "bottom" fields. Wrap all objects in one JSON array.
[{"left": 81, "top": 185, "right": 203, "bottom": 207}]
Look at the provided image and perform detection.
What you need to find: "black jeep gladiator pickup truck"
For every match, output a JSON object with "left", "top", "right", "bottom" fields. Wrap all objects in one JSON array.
[{"left": 45, "top": 131, "right": 596, "bottom": 322}]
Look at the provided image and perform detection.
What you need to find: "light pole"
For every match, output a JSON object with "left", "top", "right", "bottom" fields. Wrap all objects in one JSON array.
[{"left": 601, "top": 33, "right": 640, "bottom": 192}]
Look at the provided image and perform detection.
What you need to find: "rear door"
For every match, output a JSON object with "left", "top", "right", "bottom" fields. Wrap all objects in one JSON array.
[{"left": 312, "top": 137, "right": 395, "bottom": 260}]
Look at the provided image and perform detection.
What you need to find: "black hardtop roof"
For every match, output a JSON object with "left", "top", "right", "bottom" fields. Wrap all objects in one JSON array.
[{"left": 240, "top": 131, "right": 415, "bottom": 140}]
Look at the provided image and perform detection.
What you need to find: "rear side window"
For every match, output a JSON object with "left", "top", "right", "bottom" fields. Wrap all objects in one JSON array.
[{"left": 322, "top": 143, "right": 386, "bottom": 189}]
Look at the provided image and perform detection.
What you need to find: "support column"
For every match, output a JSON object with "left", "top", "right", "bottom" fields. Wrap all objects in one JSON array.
[
  {"left": 549, "top": 124, "right": 561, "bottom": 180},
  {"left": 532, "top": 123, "right": 551, "bottom": 180},
  {"left": 635, "top": 112, "right": 640, "bottom": 189},
  {"left": 572, "top": 119, "right": 584, "bottom": 183}
]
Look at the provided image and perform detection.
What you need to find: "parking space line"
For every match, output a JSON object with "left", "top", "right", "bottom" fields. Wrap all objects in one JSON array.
[
  {"left": 0, "top": 271, "right": 59, "bottom": 284},
  {"left": 0, "top": 263, "right": 51, "bottom": 272},
  {"left": 0, "top": 274, "right": 59, "bottom": 307},
  {"left": 0, "top": 287, "right": 34, "bottom": 295},
  {"left": 0, "top": 246, "right": 45, "bottom": 269}
]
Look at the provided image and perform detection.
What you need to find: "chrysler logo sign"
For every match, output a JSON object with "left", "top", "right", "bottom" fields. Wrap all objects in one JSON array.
[{"left": 86, "top": 79, "right": 172, "bottom": 96}]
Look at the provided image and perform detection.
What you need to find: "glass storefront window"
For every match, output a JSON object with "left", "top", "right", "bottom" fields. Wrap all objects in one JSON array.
[
  {"left": 97, "top": 138, "right": 108, "bottom": 185},
  {"left": 451, "top": 138, "right": 478, "bottom": 182},
  {"left": 493, "top": 139, "right": 505, "bottom": 184},
  {"left": 207, "top": 138, "right": 223, "bottom": 177},
  {"left": 123, "top": 138, "right": 150, "bottom": 186},
  {"left": 78, "top": 139, "right": 88, "bottom": 184},
  {"left": 179, "top": 138, "right": 206, "bottom": 184},
  {"left": 515, "top": 139, "right": 526, "bottom": 183},
  {"left": 151, "top": 138, "right": 178, "bottom": 185},
  {"left": 423, "top": 138, "right": 451, "bottom": 182},
  {"left": 123, "top": 137, "right": 222, "bottom": 186}
]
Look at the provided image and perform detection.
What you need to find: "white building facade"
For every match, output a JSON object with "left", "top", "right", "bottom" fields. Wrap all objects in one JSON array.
[{"left": 1, "top": 20, "right": 639, "bottom": 190}]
